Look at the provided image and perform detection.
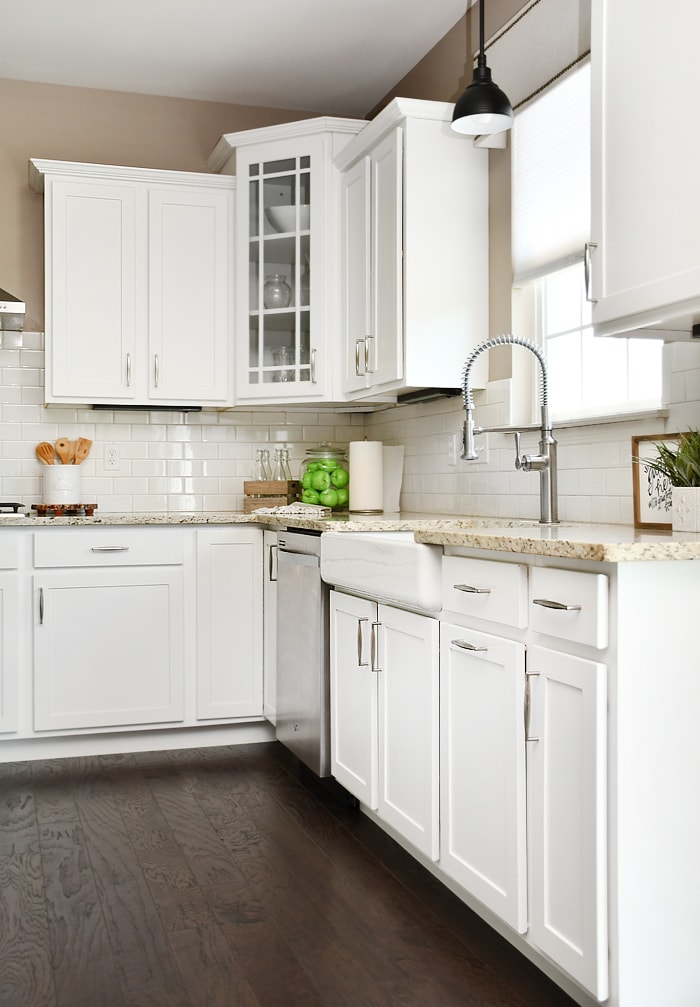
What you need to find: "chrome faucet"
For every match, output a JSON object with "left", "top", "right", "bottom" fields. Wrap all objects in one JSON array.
[{"left": 461, "top": 334, "right": 559, "bottom": 525}]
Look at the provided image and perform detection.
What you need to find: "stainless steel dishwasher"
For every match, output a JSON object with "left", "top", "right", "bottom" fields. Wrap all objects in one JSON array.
[{"left": 275, "top": 529, "right": 330, "bottom": 777}]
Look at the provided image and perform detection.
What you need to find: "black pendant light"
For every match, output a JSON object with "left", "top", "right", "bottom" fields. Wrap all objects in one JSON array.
[{"left": 451, "top": 0, "right": 513, "bottom": 136}]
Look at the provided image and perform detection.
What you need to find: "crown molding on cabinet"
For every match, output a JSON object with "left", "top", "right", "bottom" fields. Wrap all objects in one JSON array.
[
  {"left": 28, "top": 158, "right": 236, "bottom": 194},
  {"left": 207, "top": 116, "right": 367, "bottom": 174}
]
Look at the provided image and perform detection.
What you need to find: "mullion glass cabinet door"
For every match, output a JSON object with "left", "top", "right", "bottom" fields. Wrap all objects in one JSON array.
[{"left": 247, "top": 155, "right": 312, "bottom": 388}]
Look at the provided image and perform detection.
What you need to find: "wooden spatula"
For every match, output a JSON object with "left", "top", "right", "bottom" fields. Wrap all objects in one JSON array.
[
  {"left": 55, "top": 438, "right": 73, "bottom": 465},
  {"left": 74, "top": 437, "right": 93, "bottom": 465},
  {"left": 36, "top": 441, "right": 55, "bottom": 465}
]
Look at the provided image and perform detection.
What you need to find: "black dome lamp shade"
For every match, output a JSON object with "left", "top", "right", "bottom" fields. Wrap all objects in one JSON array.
[{"left": 451, "top": 0, "right": 513, "bottom": 136}]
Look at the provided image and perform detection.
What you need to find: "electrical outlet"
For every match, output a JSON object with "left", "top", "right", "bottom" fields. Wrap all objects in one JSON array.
[
  {"left": 447, "top": 432, "right": 458, "bottom": 467},
  {"left": 104, "top": 444, "right": 120, "bottom": 471},
  {"left": 472, "top": 434, "right": 490, "bottom": 466}
]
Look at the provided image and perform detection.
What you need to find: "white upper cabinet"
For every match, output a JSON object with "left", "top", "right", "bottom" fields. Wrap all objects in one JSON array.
[
  {"left": 29, "top": 159, "right": 235, "bottom": 406},
  {"left": 208, "top": 117, "right": 365, "bottom": 404},
  {"left": 335, "top": 98, "right": 489, "bottom": 398},
  {"left": 590, "top": 0, "right": 700, "bottom": 338}
]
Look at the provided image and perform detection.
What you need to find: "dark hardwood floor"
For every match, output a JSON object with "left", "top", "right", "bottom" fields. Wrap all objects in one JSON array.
[{"left": 0, "top": 742, "right": 579, "bottom": 1007}]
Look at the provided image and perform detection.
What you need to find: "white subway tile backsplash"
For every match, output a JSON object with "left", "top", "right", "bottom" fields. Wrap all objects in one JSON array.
[{"left": 2, "top": 337, "right": 698, "bottom": 520}]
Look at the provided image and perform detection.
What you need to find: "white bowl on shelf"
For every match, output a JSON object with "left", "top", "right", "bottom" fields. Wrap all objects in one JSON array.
[{"left": 266, "top": 204, "right": 310, "bottom": 233}]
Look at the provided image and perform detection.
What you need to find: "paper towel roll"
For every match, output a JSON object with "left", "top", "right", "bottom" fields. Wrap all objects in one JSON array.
[{"left": 349, "top": 440, "right": 384, "bottom": 513}]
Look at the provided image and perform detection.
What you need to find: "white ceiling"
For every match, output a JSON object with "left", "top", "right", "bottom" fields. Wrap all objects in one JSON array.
[{"left": 4, "top": 0, "right": 468, "bottom": 117}]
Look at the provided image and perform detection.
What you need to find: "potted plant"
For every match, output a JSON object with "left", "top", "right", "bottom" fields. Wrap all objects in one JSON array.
[{"left": 641, "top": 431, "right": 700, "bottom": 531}]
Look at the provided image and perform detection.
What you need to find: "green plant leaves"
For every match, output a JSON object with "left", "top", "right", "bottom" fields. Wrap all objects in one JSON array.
[{"left": 637, "top": 432, "right": 700, "bottom": 488}]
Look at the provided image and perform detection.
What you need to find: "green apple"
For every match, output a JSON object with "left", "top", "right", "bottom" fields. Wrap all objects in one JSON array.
[
  {"left": 319, "top": 488, "right": 339, "bottom": 508},
  {"left": 310, "top": 470, "right": 330, "bottom": 491},
  {"left": 329, "top": 466, "right": 349, "bottom": 488}
]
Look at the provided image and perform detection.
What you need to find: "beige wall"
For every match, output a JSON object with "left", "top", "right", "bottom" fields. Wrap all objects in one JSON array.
[{"left": 0, "top": 78, "right": 322, "bottom": 330}]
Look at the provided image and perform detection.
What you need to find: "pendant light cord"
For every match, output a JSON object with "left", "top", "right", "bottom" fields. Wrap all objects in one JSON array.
[{"left": 477, "top": 0, "right": 486, "bottom": 67}]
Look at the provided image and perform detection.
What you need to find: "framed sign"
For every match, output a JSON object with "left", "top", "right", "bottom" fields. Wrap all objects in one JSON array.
[{"left": 631, "top": 433, "right": 681, "bottom": 529}]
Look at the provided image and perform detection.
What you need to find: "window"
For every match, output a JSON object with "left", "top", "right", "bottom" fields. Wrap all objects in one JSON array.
[
  {"left": 512, "top": 61, "right": 662, "bottom": 421},
  {"left": 534, "top": 262, "right": 663, "bottom": 420}
]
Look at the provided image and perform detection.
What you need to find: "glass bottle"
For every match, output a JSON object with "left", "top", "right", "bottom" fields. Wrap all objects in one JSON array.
[
  {"left": 271, "top": 448, "right": 284, "bottom": 481},
  {"left": 255, "top": 448, "right": 271, "bottom": 480},
  {"left": 281, "top": 448, "right": 293, "bottom": 481}
]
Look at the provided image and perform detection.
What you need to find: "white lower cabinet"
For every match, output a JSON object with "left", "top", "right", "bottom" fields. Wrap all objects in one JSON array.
[
  {"left": 526, "top": 645, "right": 608, "bottom": 1002},
  {"left": 262, "top": 529, "right": 278, "bottom": 724},
  {"left": 196, "top": 528, "right": 263, "bottom": 720},
  {"left": 23, "top": 525, "right": 266, "bottom": 740},
  {"left": 330, "top": 590, "right": 439, "bottom": 859},
  {"left": 439, "top": 622, "right": 527, "bottom": 933},
  {"left": 0, "top": 535, "right": 21, "bottom": 734},
  {"left": 34, "top": 565, "right": 185, "bottom": 731}
]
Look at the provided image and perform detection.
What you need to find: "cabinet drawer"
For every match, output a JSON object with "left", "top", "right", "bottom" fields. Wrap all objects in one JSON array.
[
  {"left": 33, "top": 528, "right": 184, "bottom": 568},
  {"left": 442, "top": 555, "right": 528, "bottom": 628},
  {"left": 530, "top": 567, "right": 608, "bottom": 649},
  {"left": 0, "top": 535, "right": 20, "bottom": 569}
]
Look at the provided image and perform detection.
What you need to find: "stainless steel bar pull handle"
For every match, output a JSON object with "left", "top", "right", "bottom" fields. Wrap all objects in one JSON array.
[
  {"left": 450, "top": 639, "right": 488, "bottom": 653},
  {"left": 126, "top": 352, "right": 132, "bottom": 387},
  {"left": 154, "top": 354, "right": 160, "bottom": 388},
  {"left": 268, "top": 544, "right": 277, "bottom": 582},
  {"left": 310, "top": 348, "right": 317, "bottom": 384},
  {"left": 365, "top": 335, "right": 374, "bottom": 374},
  {"left": 584, "top": 242, "right": 597, "bottom": 303},
  {"left": 39, "top": 587, "right": 44, "bottom": 625},
  {"left": 454, "top": 583, "right": 491, "bottom": 595},
  {"left": 532, "top": 598, "right": 581, "bottom": 611},
  {"left": 355, "top": 339, "right": 366, "bottom": 376},
  {"left": 357, "top": 617, "right": 368, "bottom": 667},
  {"left": 371, "top": 621, "right": 381, "bottom": 673},
  {"left": 525, "top": 671, "right": 540, "bottom": 742},
  {"left": 91, "top": 546, "right": 130, "bottom": 553}
]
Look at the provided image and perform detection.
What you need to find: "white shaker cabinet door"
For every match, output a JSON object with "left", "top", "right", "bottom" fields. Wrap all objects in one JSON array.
[
  {"left": 439, "top": 623, "right": 527, "bottom": 932},
  {"left": 47, "top": 179, "right": 138, "bottom": 402},
  {"left": 0, "top": 573, "right": 20, "bottom": 734},
  {"left": 340, "top": 155, "right": 372, "bottom": 394},
  {"left": 33, "top": 567, "right": 185, "bottom": 732},
  {"left": 148, "top": 186, "right": 232, "bottom": 404},
  {"left": 262, "top": 529, "right": 278, "bottom": 724},
  {"left": 330, "top": 590, "right": 378, "bottom": 808},
  {"left": 591, "top": 0, "right": 700, "bottom": 337},
  {"left": 196, "top": 528, "right": 263, "bottom": 721},
  {"left": 526, "top": 645, "right": 608, "bottom": 1001},
  {"left": 339, "top": 128, "right": 403, "bottom": 395},
  {"left": 377, "top": 603, "right": 439, "bottom": 861}
]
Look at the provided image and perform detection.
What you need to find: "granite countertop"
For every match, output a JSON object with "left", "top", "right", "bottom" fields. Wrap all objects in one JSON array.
[{"left": 0, "top": 509, "right": 697, "bottom": 561}]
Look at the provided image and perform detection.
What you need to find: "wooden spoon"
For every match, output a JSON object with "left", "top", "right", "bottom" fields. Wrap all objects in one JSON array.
[
  {"left": 74, "top": 437, "right": 93, "bottom": 465},
  {"left": 36, "top": 441, "right": 55, "bottom": 465},
  {"left": 55, "top": 438, "right": 73, "bottom": 465}
]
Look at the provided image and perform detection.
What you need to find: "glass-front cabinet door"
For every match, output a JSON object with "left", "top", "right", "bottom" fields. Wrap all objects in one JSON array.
[
  {"left": 247, "top": 152, "right": 313, "bottom": 391},
  {"left": 216, "top": 118, "right": 366, "bottom": 403}
]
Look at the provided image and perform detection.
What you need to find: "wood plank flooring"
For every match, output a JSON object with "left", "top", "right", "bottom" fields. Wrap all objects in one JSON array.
[{"left": 0, "top": 742, "right": 579, "bottom": 1007}]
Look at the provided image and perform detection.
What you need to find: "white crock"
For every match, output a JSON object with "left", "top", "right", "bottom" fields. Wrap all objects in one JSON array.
[{"left": 671, "top": 486, "right": 700, "bottom": 532}]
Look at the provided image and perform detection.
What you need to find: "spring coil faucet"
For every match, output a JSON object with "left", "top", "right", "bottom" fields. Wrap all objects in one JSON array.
[{"left": 461, "top": 334, "right": 559, "bottom": 524}]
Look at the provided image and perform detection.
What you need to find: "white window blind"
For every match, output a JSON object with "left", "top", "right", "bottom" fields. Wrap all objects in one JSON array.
[{"left": 511, "top": 61, "right": 591, "bottom": 284}]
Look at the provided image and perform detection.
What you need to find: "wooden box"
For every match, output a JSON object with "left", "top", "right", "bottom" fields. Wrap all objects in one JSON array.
[{"left": 243, "top": 480, "right": 301, "bottom": 513}]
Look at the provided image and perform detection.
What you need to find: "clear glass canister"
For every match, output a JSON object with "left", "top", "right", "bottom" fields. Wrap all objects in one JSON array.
[{"left": 299, "top": 444, "right": 349, "bottom": 510}]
